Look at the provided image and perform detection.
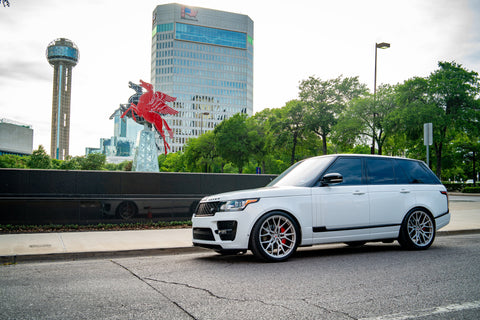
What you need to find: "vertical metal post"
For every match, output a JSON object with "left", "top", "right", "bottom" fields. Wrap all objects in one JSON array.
[
  {"left": 424, "top": 123, "right": 433, "bottom": 167},
  {"left": 372, "top": 44, "right": 378, "bottom": 154},
  {"left": 372, "top": 42, "right": 390, "bottom": 155}
]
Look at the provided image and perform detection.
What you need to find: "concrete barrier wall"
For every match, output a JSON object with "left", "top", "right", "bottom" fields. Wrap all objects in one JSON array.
[{"left": 0, "top": 169, "right": 277, "bottom": 225}]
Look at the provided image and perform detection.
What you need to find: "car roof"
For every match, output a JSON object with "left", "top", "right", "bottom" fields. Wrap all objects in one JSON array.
[{"left": 310, "top": 154, "right": 422, "bottom": 162}]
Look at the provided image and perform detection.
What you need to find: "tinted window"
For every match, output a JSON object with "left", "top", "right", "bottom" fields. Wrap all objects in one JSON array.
[
  {"left": 396, "top": 159, "right": 440, "bottom": 184},
  {"left": 324, "top": 157, "right": 362, "bottom": 186},
  {"left": 393, "top": 160, "right": 411, "bottom": 184},
  {"left": 366, "top": 159, "right": 395, "bottom": 184},
  {"left": 268, "top": 156, "right": 333, "bottom": 187}
]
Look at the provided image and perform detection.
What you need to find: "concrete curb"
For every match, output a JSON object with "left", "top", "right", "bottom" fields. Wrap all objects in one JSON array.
[
  {"left": 437, "top": 229, "right": 480, "bottom": 236},
  {"left": 0, "top": 246, "right": 208, "bottom": 265},
  {"left": 3, "top": 229, "right": 479, "bottom": 265}
]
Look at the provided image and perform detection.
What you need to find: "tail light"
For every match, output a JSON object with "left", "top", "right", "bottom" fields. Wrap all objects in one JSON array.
[{"left": 440, "top": 190, "right": 449, "bottom": 209}]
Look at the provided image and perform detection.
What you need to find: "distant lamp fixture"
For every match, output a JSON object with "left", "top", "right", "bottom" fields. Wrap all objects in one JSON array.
[
  {"left": 372, "top": 41, "right": 390, "bottom": 154},
  {"left": 376, "top": 42, "right": 391, "bottom": 49}
]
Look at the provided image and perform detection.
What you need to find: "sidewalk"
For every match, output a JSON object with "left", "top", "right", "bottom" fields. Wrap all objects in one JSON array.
[
  {"left": 1, "top": 196, "right": 479, "bottom": 263},
  {"left": 0, "top": 228, "right": 198, "bottom": 264}
]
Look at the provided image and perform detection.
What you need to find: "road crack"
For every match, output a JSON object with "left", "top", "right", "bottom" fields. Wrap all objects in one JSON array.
[
  {"left": 145, "top": 277, "right": 294, "bottom": 311},
  {"left": 111, "top": 260, "right": 196, "bottom": 319},
  {"left": 302, "top": 298, "right": 358, "bottom": 320}
]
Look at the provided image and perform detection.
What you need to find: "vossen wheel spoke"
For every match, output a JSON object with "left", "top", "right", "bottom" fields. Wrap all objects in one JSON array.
[
  {"left": 407, "top": 210, "right": 433, "bottom": 247},
  {"left": 258, "top": 215, "right": 297, "bottom": 258}
]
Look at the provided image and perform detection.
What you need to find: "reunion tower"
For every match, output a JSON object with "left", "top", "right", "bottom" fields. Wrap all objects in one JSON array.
[{"left": 46, "top": 38, "right": 79, "bottom": 160}]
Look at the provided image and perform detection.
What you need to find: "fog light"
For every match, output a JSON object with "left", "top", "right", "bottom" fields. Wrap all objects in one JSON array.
[{"left": 216, "top": 221, "right": 237, "bottom": 241}]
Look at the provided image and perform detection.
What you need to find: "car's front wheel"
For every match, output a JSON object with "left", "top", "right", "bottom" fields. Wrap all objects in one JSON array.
[
  {"left": 250, "top": 211, "right": 300, "bottom": 262},
  {"left": 398, "top": 208, "right": 435, "bottom": 250}
]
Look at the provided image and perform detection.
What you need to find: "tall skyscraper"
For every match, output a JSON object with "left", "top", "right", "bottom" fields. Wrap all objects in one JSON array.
[
  {"left": 46, "top": 38, "right": 79, "bottom": 160},
  {"left": 151, "top": 4, "right": 254, "bottom": 153}
]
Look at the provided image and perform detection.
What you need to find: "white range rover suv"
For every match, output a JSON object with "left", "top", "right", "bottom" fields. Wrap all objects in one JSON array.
[{"left": 192, "top": 155, "right": 450, "bottom": 262}]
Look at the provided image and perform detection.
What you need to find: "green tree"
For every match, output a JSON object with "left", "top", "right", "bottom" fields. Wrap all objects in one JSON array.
[
  {"left": 245, "top": 115, "right": 268, "bottom": 172},
  {"left": 299, "top": 75, "right": 368, "bottom": 155},
  {"left": 335, "top": 84, "right": 398, "bottom": 155},
  {"left": 268, "top": 100, "right": 309, "bottom": 165},
  {"left": 78, "top": 153, "right": 106, "bottom": 170},
  {"left": 214, "top": 113, "right": 252, "bottom": 173},
  {"left": 158, "top": 152, "right": 186, "bottom": 172},
  {"left": 250, "top": 108, "right": 282, "bottom": 173},
  {"left": 428, "top": 61, "right": 479, "bottom": 177},
  {"left": 27, "top": 145, "right": 51, "bottom": 169},
  {"left": 394, "top": 61, "right": 480, "bottom": 178},
  {"left": 0, "top": 154, "right": 28, "bottom": 168},
  {"left": 183, "top": 131, "right": 218, "bottom": 172},
  {"left": 58, "top": 156, "right": 81, "bottom": 170},
  {"left": 452, "top": 133, "right": 480, "bottom": 185}
]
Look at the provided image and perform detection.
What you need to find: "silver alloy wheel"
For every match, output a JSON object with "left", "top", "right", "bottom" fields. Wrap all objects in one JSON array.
[
  {"left": 258, "top": 214, "right": 297, "bottom": 259},
  {"left": 407, "top": 210, "right": 434, "bottom": 247}
]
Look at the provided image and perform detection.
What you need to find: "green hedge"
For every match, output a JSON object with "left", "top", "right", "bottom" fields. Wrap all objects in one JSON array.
[
  {"left": 442, "top": 183, "right": 465, "bottom": 192},
  {"left": 442, "top": 183, "right": 480, "bottom": 193},
  {"left": 464, "top": 186, "right": 480, "bottom": 193}
]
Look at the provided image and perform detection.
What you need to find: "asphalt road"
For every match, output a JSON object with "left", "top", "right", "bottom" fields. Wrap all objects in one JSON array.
[{"left": 1, "top": 233, "right": 480, "bottom": 320}]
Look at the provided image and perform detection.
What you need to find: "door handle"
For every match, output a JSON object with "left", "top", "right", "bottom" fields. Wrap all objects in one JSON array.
[
  {"left": 400, "top": 189, "right": 410, "bottom": 193},
  {"left": 353, "top": 191, "right": 365, "bottom": 195}
]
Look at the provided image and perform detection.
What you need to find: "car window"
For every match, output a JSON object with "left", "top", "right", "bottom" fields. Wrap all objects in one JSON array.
[
  {"left": 323, "top": 157, "right": 362, "bottom": 186},
  {"left": 268, "top": 156, "right": 333, "bottom": 187},
  {"left": 392, "top": 160, "right": 410, "bottom": 184},
  {"left": 396, "top": 159, "right": 440, "bottom": 184},
  {"left": 366, "top": 158, "right": 395, "bottom": 184}
]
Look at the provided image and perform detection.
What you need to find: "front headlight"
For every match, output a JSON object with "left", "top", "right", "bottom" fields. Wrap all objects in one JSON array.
[{"left": 218, "top": 198, "right": 259, "bottom": 212}]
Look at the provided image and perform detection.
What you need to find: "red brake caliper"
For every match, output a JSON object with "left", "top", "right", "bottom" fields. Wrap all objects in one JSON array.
[{"left": 281, "top": 227, "right": 286, "bottom": 244}]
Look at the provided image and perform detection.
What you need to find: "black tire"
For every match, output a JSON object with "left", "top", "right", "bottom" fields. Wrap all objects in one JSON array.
[
  {"left": 398, "top": 208, "right": 435, "bottom": 250},
  {"left": 116, "top": 201, "right": 138, "bottom": 220},
  {"left": 250, "top": 211, "right": 300, "bottom": 262}
]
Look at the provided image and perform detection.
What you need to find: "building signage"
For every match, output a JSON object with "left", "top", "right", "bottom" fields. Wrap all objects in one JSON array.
[{"left": 181, "top": 6, "right": 198, "bottom": 20}]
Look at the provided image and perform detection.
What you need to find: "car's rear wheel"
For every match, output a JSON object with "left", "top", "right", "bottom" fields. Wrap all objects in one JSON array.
[
  {"left": 250, "top": 211, "right": 299, "bottom": 262},
  {"left": 116, "top": 201, "right": 138, "bottom": 220},
  {"left": 398, "top": 208, "right": 435, "bottom": 250}
]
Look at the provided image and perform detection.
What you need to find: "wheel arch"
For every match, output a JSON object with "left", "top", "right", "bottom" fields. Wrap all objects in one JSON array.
[
  {"left": 398, "top": 206, "right": 436, "bottom": 250},
  {"left": 402, "top": 206, "right": 436, "bottom": 227},
  {"left": 248, "top": 209, "right": 303, "bottom": 250}
]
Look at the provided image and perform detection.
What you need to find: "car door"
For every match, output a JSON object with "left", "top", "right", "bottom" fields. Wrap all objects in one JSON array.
[
  {"left": 366, "top": 158, "right": 416, "bottom": 237},
  {"left": 312, "top": 157, "right": 370, "bottom": 242}
]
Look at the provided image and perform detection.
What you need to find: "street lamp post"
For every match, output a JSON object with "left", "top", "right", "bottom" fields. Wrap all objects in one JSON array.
[{"left": 372, "top": 42, "right": 390, "bottom": 154}]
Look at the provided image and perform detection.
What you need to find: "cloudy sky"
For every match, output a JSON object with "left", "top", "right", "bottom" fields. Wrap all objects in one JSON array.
[{"left": 1, "top": 0, "right": 479, "bottom": 156}]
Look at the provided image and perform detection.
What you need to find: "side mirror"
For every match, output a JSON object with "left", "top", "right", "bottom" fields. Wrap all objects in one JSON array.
[{"left": 321, "top": 173, "right": 343, "bottom": 186}]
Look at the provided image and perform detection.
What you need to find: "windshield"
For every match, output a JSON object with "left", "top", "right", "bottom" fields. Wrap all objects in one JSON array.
[{"left": 267, "top": 156, "right": 334, "bottom": 187}]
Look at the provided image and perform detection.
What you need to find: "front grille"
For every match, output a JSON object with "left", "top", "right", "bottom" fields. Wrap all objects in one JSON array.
[
  {"left": 193, "top": 228, "right": 215, "bottom": 241},
  {"left": 195, "top": 201, "right": 220, "bottom": 216}
]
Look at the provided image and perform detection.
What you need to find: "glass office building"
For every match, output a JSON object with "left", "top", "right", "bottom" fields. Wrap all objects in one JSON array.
[{"left": 151, "top": 4, "right": 254, "bottom": 153}]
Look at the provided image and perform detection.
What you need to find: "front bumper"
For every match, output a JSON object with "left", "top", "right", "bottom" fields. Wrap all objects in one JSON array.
[{"left": 192, "top": 211, "right": 255, "bottom": 250}]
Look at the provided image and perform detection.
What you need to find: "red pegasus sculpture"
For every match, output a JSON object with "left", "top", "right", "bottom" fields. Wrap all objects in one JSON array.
[{"left": 121, "top": 80, "right": 178, "bottom": 154}]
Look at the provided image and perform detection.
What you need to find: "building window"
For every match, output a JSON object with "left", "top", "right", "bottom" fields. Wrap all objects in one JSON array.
[{"left": 175, "top": 23, "right": 247, "bottom": 49}]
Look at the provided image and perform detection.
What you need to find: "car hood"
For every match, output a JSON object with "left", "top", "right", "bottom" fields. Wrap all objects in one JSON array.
[{"left": 201, "top": 186, "right": 311, "bottom": 202}]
